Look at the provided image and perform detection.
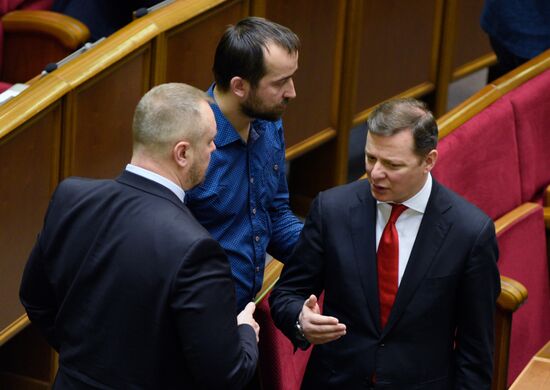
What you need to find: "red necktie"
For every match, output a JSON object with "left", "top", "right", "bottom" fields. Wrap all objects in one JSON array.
[{"left": 377, "top": 204, "right": 407, "bottom": 328}]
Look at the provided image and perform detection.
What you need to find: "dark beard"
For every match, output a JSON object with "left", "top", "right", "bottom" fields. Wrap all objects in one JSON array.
[{"left": 240, "top": 95, "right": 288, "bottom": 122}]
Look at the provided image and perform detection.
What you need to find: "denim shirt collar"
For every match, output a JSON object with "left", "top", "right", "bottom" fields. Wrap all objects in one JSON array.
[{"left": 207, "top": 83, "right": 282, "bottom": 147}]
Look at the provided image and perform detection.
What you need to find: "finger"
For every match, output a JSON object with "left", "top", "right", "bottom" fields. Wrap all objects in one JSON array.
[
  {"left": 309, "top": 331, "right": 347, "bottom": 344},
  {"left": 311, "top": 328, "right": 347, "bottom": 339},
  {"left": 306, "top": 323, "right": 346, "bottom": 334},
  {"left": 306, "top": 314, "right": 341, "bottom": 326}
]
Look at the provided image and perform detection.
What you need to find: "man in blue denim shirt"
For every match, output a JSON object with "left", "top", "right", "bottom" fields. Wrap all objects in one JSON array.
[{"left": 186, "top": 17, "right": 303, "bottom": 311}]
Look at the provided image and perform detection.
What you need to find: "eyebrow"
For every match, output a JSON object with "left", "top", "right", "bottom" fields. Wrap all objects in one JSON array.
[
  {"left": 272, "top": 73, "right": 294, "bottom": 84},
  {"left": 365, "top": 152, "right": 405, "bottom": 165},
  {"left": 272, "top": 64, "right": 299, "bottom": 83}
]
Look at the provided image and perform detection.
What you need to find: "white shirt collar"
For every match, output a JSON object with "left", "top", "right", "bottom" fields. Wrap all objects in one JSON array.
[
  {"left": 377, "top": 173, "right": 432, "bottom": 214},
  {"left": 125, "top": 164, "right": 186, "bottom": 203}
]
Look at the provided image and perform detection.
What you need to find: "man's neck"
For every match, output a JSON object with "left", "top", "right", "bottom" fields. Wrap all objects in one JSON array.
[
  {"left": 213, "top": 86, "right": 251, "bottom": 142},
  {"left": 130, "top": 153, "right": 186, "bottom": 190}
]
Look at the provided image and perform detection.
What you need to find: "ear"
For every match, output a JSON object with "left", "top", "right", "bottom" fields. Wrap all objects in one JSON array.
[
  {"left": 230, "top": 76, "right": 249, "bottom": 99},
  {"left": 173, "top": 141, "right": 191, "bottom": 168},
  {"left": 423, "top": 149, "right": 438, "bottom": 173}
]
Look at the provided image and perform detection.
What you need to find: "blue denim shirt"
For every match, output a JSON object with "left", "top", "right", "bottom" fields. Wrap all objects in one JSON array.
[{"left": 186, "top": 85, "right": 303, "bottom": 311}]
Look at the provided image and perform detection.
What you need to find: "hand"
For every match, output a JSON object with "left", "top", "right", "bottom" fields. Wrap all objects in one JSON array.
[
  {"left": 299, "top": 294, "right": 346, "bottom": 345},
  {"left": 237, "top": 302, "right": 260, "bottom": 342}
]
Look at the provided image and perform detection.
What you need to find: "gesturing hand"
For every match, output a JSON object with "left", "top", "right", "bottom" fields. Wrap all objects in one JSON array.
[{"left": 298, "top": 294, "right": 346, "bottom": 345}]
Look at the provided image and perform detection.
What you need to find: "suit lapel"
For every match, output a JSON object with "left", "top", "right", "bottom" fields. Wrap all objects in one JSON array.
[
  {"left": 382, "top": 181, "right": 452, "bottom": 336},
  {"left": 350, "top": 181, "right": 381, "bottom": 331}
]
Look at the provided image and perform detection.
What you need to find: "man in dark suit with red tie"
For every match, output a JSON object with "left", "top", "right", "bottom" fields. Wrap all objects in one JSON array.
[
  {"left": 20, "top": 83, "right": 259, "bottom": 389},
  {"left": 270, "top": 98, "right": 500, "bottom": 389}
]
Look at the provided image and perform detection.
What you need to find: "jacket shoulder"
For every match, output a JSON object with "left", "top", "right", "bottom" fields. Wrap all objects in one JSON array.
[
  {"left": 318, "top": 179, "right": 370, "bottom": 204},
  {"left": 434, "top": 181, "right": 493, "bottom": 230}
]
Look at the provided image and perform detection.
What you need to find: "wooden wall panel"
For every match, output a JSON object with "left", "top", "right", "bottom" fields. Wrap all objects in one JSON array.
[
  {"left": 2, "top": 33, "right": 69, "bottom": 84},
  {"left": 163, "top": 0, "right": 249, "bottom": 90},
  {"left": 355, "top": 0, "right": 440, "bottom": 123},
  {"left": 259, "top": 0, "right": 344, "bottom": 151},
  {"left": 0, "top": 105, "right": 61, "bottom": 335},
  {"left": 434, "top": 0, "right": 495, "bottom": 116},
  {"left": 62, "top": 47, "right": 152, "bottom": 178},
  {"left": 452, "top": 0, "right": 493, "bottom": 75},
  {"left": 0, "top": 324, "right": 55, "bottom": 386}
]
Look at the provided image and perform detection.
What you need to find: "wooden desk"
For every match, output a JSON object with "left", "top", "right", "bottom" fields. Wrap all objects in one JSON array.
[{"left": 509, "top": 341, "right": 550, "bottom": 389}]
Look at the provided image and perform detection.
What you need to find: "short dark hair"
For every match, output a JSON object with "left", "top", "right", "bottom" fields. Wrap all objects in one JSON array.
[
  {"left": 213, "top": 16, "right": 300, "bottom": 92},
  {"left": 367, "top": 98, "right": 438, "bottom": 156}
]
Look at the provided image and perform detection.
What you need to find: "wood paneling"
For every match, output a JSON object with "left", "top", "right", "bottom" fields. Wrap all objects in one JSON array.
[
  {"left": 0, "top": 324, "right": 55, "bottom": 385},
  {"left": 0, "top": 105, "right": 61, "bottom": 334},
  {"left": 452, "top": 0, "right": 493, "bottom": 74},
  {"left": 2, "top": 33, "right": 71, "bottom": 84},
  {"left": 62, "top": 47, "right": 152, "bottom": 178},
  {"left": 434, "top": 0, "right": 496, "bottom": 116},
  {"left": 163, "top": 0, "right": 249, "bottom": 90},
  {"left": 259, "top": 0, "right": 344, "bottom": 150},
  {"left": 354, "top": 0, "right": 441, "bottom": 123}
]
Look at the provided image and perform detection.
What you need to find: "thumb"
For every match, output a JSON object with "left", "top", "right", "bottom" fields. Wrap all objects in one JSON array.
[
  {"left": 243, "top": 301, "right": 256, "bottom": 315},
  {"left": 305, "top": 294, "right": 317, "bottom": 309}
]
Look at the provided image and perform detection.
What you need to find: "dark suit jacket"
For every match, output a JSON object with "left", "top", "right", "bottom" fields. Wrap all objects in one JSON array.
[
  {"left": 270, "top": 179, "right": 500, "bottom": 390},
  {"left": 20, "top": 170, "right": 258, "bottom": 389}
]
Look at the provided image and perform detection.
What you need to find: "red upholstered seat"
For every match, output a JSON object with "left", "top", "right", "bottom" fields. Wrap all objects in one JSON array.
[
  {"left": 507, "top": 69, "right": 550, "bottom": 204},
  {"left": 0, "top": 80, "right": 10, "bottom": 91},
  {"left": 432, "top": 97, "right": 522, "bottom": 220},
  {"left": 0, "top": 0, "right": 53, "bottom": 11},
  {"left": 256, "top": 293, "right": 313, "bottom": 390},
  {"left": 495, "top": 203, "right": 550, "bottom": 385}
]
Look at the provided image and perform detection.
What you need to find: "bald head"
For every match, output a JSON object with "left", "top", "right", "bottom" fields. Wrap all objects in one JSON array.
[{"left": 132, "top": 83, "right": 213, "bottom": 156}]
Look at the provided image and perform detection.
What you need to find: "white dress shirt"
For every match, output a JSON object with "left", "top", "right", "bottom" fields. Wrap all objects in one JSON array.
[
  {"left": 375, "top": 174, "right": 433, "bottom": 285},
  {"left": 125, "top": 164, "right": 186, "bottom": 203}
]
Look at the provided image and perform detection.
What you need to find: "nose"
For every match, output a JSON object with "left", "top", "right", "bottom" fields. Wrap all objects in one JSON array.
[
  {"left": 284, "top": 79, "right": 296, "bottom": 99},
  {"left": 211, "top": 141, "right": 216, "bottom": 153},
  {"left": 369, "top": 161, "right": 385, "bottom": 181}
]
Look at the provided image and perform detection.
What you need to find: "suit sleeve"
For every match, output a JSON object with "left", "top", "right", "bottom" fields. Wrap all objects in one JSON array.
[
  {"left": 170, "top": 238, "right": 258, "bottom": 390},
  {"left": 20, "top": 189, "right": 62, "bottom": 351},
  {"left": 20, "top": 239, "right": 60, "bottom": 350},
  {"left": 454, "top": 218, "right": 501, "bottom": 389},
  {"left": 269, "top": 193, "right": 326, "bottom": 347}
]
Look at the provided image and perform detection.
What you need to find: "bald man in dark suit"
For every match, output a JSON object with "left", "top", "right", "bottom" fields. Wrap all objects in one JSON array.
[{"left": 20, "top": 83, "right": 259, "bottom": 389}]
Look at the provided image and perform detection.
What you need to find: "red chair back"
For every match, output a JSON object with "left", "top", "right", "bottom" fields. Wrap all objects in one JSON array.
[
  {"left": 256, "top": 293, "right": 314, "bottom": 390},
  {"left": 507, "top": 69, "right": 550, "bottom": 204},
  {"left": 496, "top": 204, "right": 550, "bottom": 385},
  {"left": 433, "top": 97, "right": 522, "bottom": 220}
]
